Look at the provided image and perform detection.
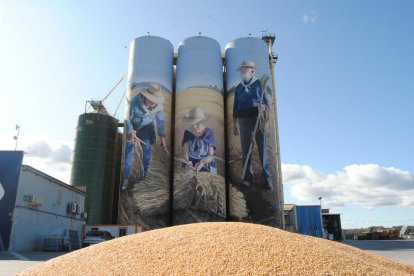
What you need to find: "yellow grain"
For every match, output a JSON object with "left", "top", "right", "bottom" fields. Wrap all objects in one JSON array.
[{"left": 17, "top": 222, "right": 414, "bottom": 276}]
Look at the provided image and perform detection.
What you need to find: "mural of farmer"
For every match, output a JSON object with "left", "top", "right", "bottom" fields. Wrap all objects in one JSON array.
[
  {"left": 181, "top": 107, "right": 217, "bottom": 174},
  {"left": 232, "top": 60, "right": 272, "bottom": 190},
  {"left": 122, "top": 83, "right": 166, "bottom": 190}
]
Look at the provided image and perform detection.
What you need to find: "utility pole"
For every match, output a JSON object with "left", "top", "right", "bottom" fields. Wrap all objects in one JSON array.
[
  {"left": 262, "top": 32, "right": 284, "bottom": 229},
  {"left": 14, "top": 125, "right": 20, "bottom": 150}
]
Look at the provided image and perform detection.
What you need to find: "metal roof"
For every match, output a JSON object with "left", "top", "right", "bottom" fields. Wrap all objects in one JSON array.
[
  {"left": 21, "top": 165, "right": 86, "bottom": 195},
  {"left": 283, "top": 204, "right": 296, "bottom": 211}
]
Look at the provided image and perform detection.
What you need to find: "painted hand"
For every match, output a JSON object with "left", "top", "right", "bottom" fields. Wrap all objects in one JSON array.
[
  {"left": 129, "top": 132, "right": 138, "bottom": 145},
  {"left": 258, "top": 104, "right": 266, "bottom": 113},
  {"left": 233, "top": 125, "right": 239, "bottom": 136},
  {"left": 160, "top": 137, "right": 166, "bottom": 149},
  {"left": 194, "top": 161, "right": 205, "bottom": 173}
]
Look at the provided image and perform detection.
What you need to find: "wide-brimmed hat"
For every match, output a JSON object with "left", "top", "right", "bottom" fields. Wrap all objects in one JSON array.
[
  {"left": 141, "top": 83, "right": 164, "bottom": 104},
  {"left": 182, "top": 107, "right": 209, "bottom": 124},
  {"left": 236, "top": 60, "right": 257, "bottom": 71}
]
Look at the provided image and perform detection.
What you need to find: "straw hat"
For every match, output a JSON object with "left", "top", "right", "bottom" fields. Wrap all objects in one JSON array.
[
  {"left": 182, "top": 107, "right": 209, "bottom": 124},
  {"left": 236, "top": 60, "right": 257, "bottom": 71},
  {"left": 141, "top": 83, "right": 164, "bottom": 104}
]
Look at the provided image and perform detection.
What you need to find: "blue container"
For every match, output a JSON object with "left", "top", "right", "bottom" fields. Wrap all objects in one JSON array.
[{"left": 295, "top": 206, "right": 323, "bottom": 238}]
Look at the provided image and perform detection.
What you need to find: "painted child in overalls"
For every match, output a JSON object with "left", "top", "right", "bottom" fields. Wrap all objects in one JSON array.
[
  {"left": 181, "top": 107, "right": 217, "bottom": 174},
  {"left": 122, "top": 83, "right": 166, "bottom": 190}
]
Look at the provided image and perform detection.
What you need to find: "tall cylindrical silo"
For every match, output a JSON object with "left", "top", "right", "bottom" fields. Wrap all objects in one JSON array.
[
  {"left": 118, "top": 36, "right": 173, "bottom": 230},
  {"left": 71, "top": 112, "right": 118, "bottom": 224},
  {"left": 225, "top": 37, "right": 283, "bottom": 227},
  {"left": 173, "top": 36, "right": 226, "bottom": 225}
]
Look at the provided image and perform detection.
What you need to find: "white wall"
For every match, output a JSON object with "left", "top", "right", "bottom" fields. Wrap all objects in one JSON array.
[
  {"left": 9, "top": 208, "right": 84, "bottom": 251},
  {"left": 84, "top": 225, "right": 141, "bottom": 239},
  {"left": 9, "top": 166, "right": 85, "bottom": 252}
]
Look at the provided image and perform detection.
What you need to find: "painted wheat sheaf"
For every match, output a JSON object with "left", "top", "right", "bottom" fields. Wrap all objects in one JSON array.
[
  {"left": 132, "top": 166, "right": 248, "bottom": 223},
  {"left": 18, "top": 222, "right": 414, "bottom": 276},
  {"left": 176, "top": 170, "right": 225, "bottom": 214}
]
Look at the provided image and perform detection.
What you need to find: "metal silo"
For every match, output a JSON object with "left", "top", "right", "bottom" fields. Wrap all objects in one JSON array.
[
  {"left": 173, "top": 36, "right": 226, "bottom": 225},
  {"left": 71, "top": 111, "right": 118, "bottom": 224},
  {"left": 225, "top": 36, "right": 283, "bottom": 227},
  {"left": 119, "top": 36, "right": 173, "bottom": 230}
]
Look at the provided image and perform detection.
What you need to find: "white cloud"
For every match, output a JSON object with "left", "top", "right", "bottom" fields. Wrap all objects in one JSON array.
[
  {"left": 24, "top": 138, "right": 73, "bottom": 183},
  {"left": 282, "top": 163, "right": 414, "bottom": 208},
  {"left": 0, "top": 134, "right": 73, "bottom": 183},
  {"left": 26, "top": 140, "right": 72, "bottom": 163},
  {"left": 302, "top": 11, "right": 317, "bottom": 24}
]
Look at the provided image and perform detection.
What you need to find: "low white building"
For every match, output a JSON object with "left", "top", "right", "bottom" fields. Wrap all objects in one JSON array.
[
  {"left": 400, "top": 226, "right": 414, "bottom": 239},
  {"left": 7, "top": 164, "right": 85, "bottom": 252}
]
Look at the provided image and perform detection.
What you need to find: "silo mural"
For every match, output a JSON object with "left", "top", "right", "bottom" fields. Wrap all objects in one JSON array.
[
  {"left": 225, "top": 37, "right": 282, "bottom": 227},
  {"left": 173, "top": 36, "right": 227, "bottom": 225},
  {"left": 118, "top": 36, "right": 173, "bottom": 230}
]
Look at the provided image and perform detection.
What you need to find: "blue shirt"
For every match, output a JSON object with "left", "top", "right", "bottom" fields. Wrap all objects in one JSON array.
[
  {"left": 233, "top": 78, "right": 269, "bottom": 118},
  {"left": 126, "top": 94, "right": 165, "bottom": 137},
  {"left": 182, "top": 128, "right": 216, "bottom": 160}
]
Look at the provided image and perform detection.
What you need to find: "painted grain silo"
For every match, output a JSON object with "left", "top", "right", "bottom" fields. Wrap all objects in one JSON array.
[
  {"left": 71, "top": 111, "right": 118, "bottom": 224},
  {"left": 173, "top": 36, "right": 226, "bottom": 225},
  {"left": 111, "top": 131, "right": 123, "bottom": 224},
  {"left": 225, "top": 36, "right": 283, "bottom": 227},
  {"left": 118, "top": 35, "right": 174, "bottom": 230}
]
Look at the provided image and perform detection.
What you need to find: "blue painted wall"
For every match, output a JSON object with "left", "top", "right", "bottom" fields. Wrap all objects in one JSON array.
[{"left": 0, "top": 151, "right": 23, "bottom": 251}]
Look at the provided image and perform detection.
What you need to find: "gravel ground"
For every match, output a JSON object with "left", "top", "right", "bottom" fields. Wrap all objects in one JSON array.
[{"left": 17, "top": 222, "right": 414, "bottom": 275}]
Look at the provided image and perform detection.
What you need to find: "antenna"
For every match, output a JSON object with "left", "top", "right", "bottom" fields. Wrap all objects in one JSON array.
[
  {"left": 14, "top": 124, "right": 20, "bottom": 150},
  {"left": 260, "top": 29, "right": 269, "bottom": 36}
]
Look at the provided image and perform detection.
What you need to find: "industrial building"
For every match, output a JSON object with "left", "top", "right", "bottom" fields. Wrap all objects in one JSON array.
[
  {"left": 400, "top": 226, "right": 414, "bottom": 239},
  {"left": 284, "top": 204, "right": 342, "bottom": 240},
  {"left": 344, "top": 225, "right": 413, "bottom": 240},
  {"left": 284, "top": 204, "right": 323, "bottom": 238},
  {"left": 321, "top": 209, "right": 343, "bottom": 240},
  {"left": 0, "top": 151, "right": 85, "bottom": 252}
]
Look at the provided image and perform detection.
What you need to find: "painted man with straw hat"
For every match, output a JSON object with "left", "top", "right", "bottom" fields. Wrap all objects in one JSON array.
[
  {"left": 181, "top": 107, "right": 217, "bottom": 173},
  {"left": 233, "top": 60, "right": 272, "bottom": 190},
  {"left": 122, "top": 83, "right": 166, "bottom": 190}
]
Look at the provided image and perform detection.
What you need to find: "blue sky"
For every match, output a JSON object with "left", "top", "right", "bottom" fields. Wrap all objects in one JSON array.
[
  {"left": 176, "top": 36, "right": 223, "bottom": 93},
  {"left": 1, "top": 0, "right": 413, "bottom": 228}
]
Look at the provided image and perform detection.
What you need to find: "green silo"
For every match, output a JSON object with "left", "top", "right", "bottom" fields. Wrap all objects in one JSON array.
[{"left": 71, "top": 112, "right": 118, "bottom": 224}]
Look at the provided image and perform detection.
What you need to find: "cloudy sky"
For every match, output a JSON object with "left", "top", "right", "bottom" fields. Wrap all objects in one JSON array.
[{"left": 1, "top": 0, "right": 413, "bottom": 228}]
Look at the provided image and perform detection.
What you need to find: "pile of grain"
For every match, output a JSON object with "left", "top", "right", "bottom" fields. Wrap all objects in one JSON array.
[{"left": 18, "top": 222, "right": 414, "bottom": 275}]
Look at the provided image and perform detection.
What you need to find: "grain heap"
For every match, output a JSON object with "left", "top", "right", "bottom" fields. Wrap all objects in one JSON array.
[{"left": 18, "top": 222, "right": 414, "bottom": 275}]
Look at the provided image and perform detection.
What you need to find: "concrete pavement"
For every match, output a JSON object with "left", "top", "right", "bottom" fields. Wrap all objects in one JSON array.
[
  {"left": 0, "top": 251, "right": 66, "bottom": 276},
  {"left": 342, "top": 239, "right": 414, "bottom": 266}
]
